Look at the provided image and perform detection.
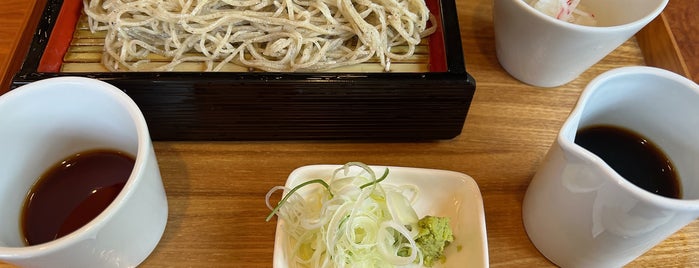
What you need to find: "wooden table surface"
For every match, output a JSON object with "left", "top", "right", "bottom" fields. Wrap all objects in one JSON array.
[
  {"left": 663, "top": 0, "right": 699, "bottom": 83},
  {"left": 1, "top": 0, "right": 698, "bottom": 267}
]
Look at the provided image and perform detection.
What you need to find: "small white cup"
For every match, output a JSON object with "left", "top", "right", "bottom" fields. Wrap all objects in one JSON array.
[
  {"left": 0, "top": 77, "right": 168, "bottom": 267},
  {"left": 523, "top": 66, "right": 699, "bottom": 267},
  {"left": 493, "top": 0, "right": 668, "bottom": 87}
]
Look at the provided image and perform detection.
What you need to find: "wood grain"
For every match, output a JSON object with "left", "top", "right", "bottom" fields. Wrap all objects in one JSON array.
[
  {"left": 0, "top": 0, "right": 698, "bottom": 267},
  {"left": 638, "top": 0, "right": 698, "bottom": 84},
  {"left": 636, "top": 13, "right": 691, "bottom": 81},
  {"left": 0, "top": 0, "right": 44, "bottom": 91},
  {"left": 662, "top": 0, "right": 699, "bottom": 83}
]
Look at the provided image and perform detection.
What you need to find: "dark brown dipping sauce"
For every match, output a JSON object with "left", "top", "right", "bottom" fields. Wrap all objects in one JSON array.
[
  {"left": 575, "top": 125, "right": 681, "bottom": 199},
  {"left": 21, "top": 149, "right": 135, "bottom": 246}
]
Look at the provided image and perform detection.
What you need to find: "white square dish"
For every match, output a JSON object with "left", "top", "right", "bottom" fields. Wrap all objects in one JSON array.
[{"left": 272, "top": 164, "right": 489, "bottom": 268}]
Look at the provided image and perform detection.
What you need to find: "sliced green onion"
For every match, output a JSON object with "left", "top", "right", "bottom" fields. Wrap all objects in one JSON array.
[
  {"left": 264, "top": 162, "right": 425, "bottom": 267},
  {"left": 265, "top": 178, "right": 333, "bottom": 222}
]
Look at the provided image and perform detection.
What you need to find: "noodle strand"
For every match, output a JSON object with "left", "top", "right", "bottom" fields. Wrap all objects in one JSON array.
[{"left": 83, "top": 0, "right": 436, "bottom": 72}]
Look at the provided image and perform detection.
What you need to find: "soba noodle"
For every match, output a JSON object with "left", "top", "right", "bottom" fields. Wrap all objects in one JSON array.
[{"left": 82, "top": 0, "right": 437, "bottom": 72}]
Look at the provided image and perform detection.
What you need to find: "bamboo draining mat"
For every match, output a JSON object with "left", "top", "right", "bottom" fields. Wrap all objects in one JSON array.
[{"left": 62, "top": 15, "right": 433, "bottom": 73}]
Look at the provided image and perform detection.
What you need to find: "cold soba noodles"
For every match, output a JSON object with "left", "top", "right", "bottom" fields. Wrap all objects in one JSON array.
[{"left": 82, "top": 0, "right": 436, "bottom": 72}]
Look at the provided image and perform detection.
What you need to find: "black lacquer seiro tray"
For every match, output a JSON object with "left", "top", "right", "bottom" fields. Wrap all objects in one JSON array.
[{"left": 10, "top": 0, "right": 475, "bottom": 141}]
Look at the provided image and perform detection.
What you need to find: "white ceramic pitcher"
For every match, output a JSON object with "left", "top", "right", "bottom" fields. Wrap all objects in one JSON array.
[{"left": 523, "top": 66, "right": 699, "bottom": 267}]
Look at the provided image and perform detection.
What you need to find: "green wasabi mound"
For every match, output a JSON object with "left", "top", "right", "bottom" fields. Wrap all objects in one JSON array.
[{"left": 415, "top": 216, "right": 454, "bottom": 267}]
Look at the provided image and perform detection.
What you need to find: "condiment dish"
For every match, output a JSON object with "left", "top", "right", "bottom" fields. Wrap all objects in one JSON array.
[{"left": 272, "top": 164, "right": 488, "bottom": 268}]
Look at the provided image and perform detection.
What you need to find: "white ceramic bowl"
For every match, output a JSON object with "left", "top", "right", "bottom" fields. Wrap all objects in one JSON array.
[{"left": 0, "top": 77, "right": 168, "bottom": 267}]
